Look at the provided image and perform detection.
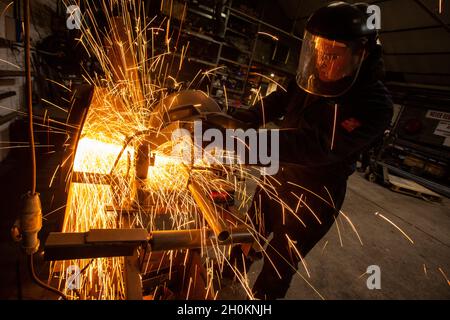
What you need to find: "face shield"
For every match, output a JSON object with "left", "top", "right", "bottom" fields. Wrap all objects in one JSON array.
[{"left": 296, "top": 30, "right": 366, "bottom": 97}]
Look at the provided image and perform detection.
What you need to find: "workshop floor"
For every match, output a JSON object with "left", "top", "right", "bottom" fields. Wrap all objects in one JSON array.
[
  {"left": 1, "top": 144, "right": 449, "bottom": 299},
  {"left": 220, "top": 173, "right": 450, "bottom": 300}
]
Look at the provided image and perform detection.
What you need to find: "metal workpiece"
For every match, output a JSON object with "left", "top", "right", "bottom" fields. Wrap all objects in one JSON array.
[
  {"left": 149, "top": 226, "right": 253, "bottom": 251},
  {"left": 44, "top": 228, "right": 149, "bottom": 261},
  {"left": 187, "top": 180, "right": 231, "bottom": 242},
  {"left": 44, "top": 226, "right": 254, "bottom": 261},
  {"left": 135, "top": 143, "right": 150, "bottom": 179}
]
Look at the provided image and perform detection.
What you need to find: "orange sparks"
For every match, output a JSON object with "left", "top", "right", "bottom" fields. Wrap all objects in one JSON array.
[
  {"left": 374, "top": 212, "right": 414, "bottom": 244},
  {"left": 438, "top": 267, "right": 450, "bottom": 286}
]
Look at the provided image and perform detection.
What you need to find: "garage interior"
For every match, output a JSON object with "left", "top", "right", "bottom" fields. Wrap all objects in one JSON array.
[{"left": 0, "top": 0, "right": 449, "bottom": 300}]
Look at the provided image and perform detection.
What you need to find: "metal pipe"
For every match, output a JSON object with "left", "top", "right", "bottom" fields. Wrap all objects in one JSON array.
[
  {"left": 0, "top": 111, "right": 17, "bottom": 126},
  {"left": 187, "top": 180, "right": 230, "bottom": 242},
  {"left": 28, "top": 253, "right": 67, "bottom": 300},
  {"left": 24, "top": 0, "right": 36, "bottom": 194},
  {"left": 149, "top": 229, "right": 206, "bottom": 251},
  {"left": 150, "top": 227, "right": 253, "bottom": 251}
]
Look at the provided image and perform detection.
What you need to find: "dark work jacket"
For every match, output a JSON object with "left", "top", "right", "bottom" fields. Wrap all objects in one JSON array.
[{"left": 233, "top": 79, "right": 393, "bottom": 194}]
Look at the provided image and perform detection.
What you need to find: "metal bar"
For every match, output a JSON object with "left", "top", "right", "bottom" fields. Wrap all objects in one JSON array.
[
  {"left": 44, "top": 229, "right": 148, "bottom": 261},
  {"left": 228, "top": 7, "right": 302, "bottom": 41},
  {"left": 188, "top": 180, "right": 230, "bottom": 242},
  {"left": 150, "top": 226, "right": 253, "bottom": 251},
  {"left": 0, "top": 70, "right": 26, "bottom": 77},
  {"left": 71, "top": 171, "right": 113, "bottom": 185},
  {"left": 44, "top": 227, "right": 253, "bottom": 261},
  {"left": 377, "top": 161, "right": 450, "bottom": 198},
  {"left": 391, "top": 138, "right": 449, "bottom": 161},
  {"left": 0, "top": 79, "right": 15, "bottom": 86},
  {"left": 0, "top": 111, "right": 17, "bottom": 126},
  {"left": 0, "top": 91, "right": 16, "bottom": 101},
  {"left": 0, "top": 37, "right": 14, "bottom": 48}
]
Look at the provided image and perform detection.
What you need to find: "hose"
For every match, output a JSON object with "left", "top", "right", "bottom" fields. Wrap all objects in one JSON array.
[{"left": 28, "top": 253, "right": 68, "bottom": 300}]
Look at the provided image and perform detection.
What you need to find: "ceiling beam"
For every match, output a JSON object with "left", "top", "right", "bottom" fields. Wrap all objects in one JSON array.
[{"left": 413, "top": 0, "right": 450, "bottom": 34}]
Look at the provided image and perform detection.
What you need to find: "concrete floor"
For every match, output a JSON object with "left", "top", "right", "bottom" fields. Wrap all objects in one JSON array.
[{"left": 228, "top": 173, "right": 450, "bottom": 300}]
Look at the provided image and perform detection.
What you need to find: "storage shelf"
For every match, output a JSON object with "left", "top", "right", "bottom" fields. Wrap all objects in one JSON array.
[
  {"left": 181, "top": 28, "right": 223, "bottom": 45},
  {"left": 187, "top": 6, "right": 227, "bottom": 20},
  {"left": 227, "top": 7, "right": 302, "bottom": 41},
  {"left": 226, "top": 27, "right": 248, "bottom": 38},
  {"left": 219, "top": 57, "right": 249, "bottom": 68},
  {"left": 251, "top": 59, "right": 295, "bottom": 76},
  {"left": 172, "top": 53, "right": 217, "bottom": 67},
  {"left": 222, "top": 42, "right": 252, "bottom": 55},
  {"left": 162, "top": 0, "right": 300, "bottom": 103},
  {"left": 214, "top": 70, "right": 246, "bottom": 81},
  {"left": 225, "top": 87, "right": 244, "bottom": 94},
  {"left": 187, "top": 7, "right": 214, "bottom": 20}
]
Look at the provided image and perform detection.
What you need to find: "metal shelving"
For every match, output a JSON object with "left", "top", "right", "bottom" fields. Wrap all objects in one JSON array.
[
  {"left": 163, "top": 0, "right": 299, "bottom": 107},
  {"left": 219, "top": 57, "right": 249, "bottom": 68},
  {"left": 172, "top": 53, "right": 216, "bottom": 67}
]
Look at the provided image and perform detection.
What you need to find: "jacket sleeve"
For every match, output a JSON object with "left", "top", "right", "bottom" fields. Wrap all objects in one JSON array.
[
  {"left": 276, "top": 82, "right": 393, "bottom": 166},
  {"left": 230, "top": 83, "right": 291, "bottom": 127}
]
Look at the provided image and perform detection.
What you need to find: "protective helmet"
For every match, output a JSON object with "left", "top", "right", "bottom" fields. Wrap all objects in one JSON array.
[{"left": 296, "top": 2, "right": 378, "bottom": 97}]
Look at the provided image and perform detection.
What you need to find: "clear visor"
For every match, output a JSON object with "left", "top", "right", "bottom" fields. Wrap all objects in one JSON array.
[{"left": 296, "top": 31, "right": 366, "bottom": 97}]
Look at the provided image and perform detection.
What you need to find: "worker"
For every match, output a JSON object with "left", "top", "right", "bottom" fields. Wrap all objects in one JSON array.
[{"left": 229, "top": 2, "right": 394, "bottom": 299}]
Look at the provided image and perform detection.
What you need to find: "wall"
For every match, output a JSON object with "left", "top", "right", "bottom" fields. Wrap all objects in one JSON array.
[{"left": 0, "top": 0, "right": 56, "bottom": 162}]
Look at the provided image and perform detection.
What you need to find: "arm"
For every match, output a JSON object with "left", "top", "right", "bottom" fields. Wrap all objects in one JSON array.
[
  {"left": 276, "top": 82, "right": 393, "bottom": 166},
  {"left": 230, "top": 82, "right": 293, "bottom": 127}
]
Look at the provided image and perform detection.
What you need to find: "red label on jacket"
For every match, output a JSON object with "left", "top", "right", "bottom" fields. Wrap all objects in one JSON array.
[{"left": 341, "top": 118, "right": 362, "bottom": 132}]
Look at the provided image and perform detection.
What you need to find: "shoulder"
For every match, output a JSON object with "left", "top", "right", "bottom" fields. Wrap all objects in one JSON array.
[
  {"left": 363, "top": 81, "right": 392, "bottom": 103},
  {"left": 347, "top": 81, "right": 393, "bottom": 112}
]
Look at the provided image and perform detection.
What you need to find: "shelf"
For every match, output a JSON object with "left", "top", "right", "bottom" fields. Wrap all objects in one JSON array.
[
  {"left": 176, "top": 27, "right": 251, "bottom": 56},
  {"left": 172, "top": 53, "right": 217, "bottom": 67},
  {"left": 181, "top": 29, "right": 223, "bottom": 45},
  {"left": 211, "top": 85, "right": 244, "bottom": 94},
  {"left": 0, "top": 91, "right": 16, "bottom": 101},
  {"left": 187, "top": 7, "right": 214, "bottom": 20},
  {"left": 160, "top": 2, "right": 300, "bottom": 109},
  {"left": 225, "top": 87, "right": 244, "bottom": 94},
  {"left": 212, "top": 85, "right": 244, "bottom": 95},
  {"left": 187, "top": 5, "right": 227, "bottom": 20},
  {"left": 0, "top": 111, "right": 17, "bottom": 126},
  {"left": 251, "top": 59, "right": 295, "bottom": 76},
  {"left": 219, "top": 57, "right": 249, "bottom": 68},
  {"left": 222, "top": 41, "right": 252, "bottom": 55},
  {"left": 214, "top": 70, "right": 247, "bottom": 81},
  {"left": 392, "top": 138, "right": 450, "bottom": 161},
  {"left": 225, "top": 27, "right": 248, "bottom": 38},
  {"left": 227, "top": 7, "right": 302, "bottom": 41},
  {"left": 228, "top": 8, "right": 255, "bottom": 24}
]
